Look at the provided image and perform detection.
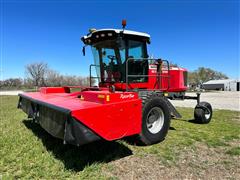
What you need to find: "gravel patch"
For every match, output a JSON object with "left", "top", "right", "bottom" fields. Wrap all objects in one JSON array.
[
  {"left": 0, "top": 91, "right": 23, "bottom": 96},
  {"left": 170, "top": 91, "right": 240, "bottom": 111}
]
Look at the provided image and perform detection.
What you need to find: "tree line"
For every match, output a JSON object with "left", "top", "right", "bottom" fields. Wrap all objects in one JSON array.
[
  {"left": 188, "top": 67, "right": 228, "bottom": 89},
  {"left": 0, "top": 62, "right": 228, "bottom": 90},
  {"left": 0, "top": 62, "right": 93, "bottom": 90}
]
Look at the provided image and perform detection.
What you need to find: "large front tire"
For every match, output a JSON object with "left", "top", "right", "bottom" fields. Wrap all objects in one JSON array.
[{"left": 139, "top": 95, "right": 171, "bottom": 145}]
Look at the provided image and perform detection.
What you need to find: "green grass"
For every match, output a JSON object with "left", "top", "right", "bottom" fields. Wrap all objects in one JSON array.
[
  {"left": 226, "top": 147, "right": 240, "bottom": 156},
  {"left": 0, "top": 96, "right": 239, "bottom": 179}
]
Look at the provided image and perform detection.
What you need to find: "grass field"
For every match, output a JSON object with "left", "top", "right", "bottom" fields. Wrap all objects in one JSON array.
[{"left": 0, "top": 96, "right": 239, "bottom": 179}]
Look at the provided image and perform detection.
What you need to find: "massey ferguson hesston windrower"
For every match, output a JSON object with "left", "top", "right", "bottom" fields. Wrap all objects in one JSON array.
[{"left": 18, "top": 21, "right": 213, "bottom": 146}]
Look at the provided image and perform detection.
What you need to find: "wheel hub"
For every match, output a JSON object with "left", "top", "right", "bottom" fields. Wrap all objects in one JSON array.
[{"left": 146, "top": 107, "right": 164, "bottom": 134}]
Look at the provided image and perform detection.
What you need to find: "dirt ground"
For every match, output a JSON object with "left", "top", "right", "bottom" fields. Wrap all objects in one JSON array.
[
  {"left": 170, "top": 91, "right": 240, "bottom": 111},
  {"left": 103, "top": 141, "right": 240, "bottom": 180}
]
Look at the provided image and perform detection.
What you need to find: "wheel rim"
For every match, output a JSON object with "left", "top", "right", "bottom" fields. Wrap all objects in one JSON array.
[
  {"left": 146, "top": 107, "right": 164, "bottom": 134},
  {"left": 204, "top": 110, "right": 211, "bottom": 119},
  {"left": 204, "top": 107, "right": 211, "bottom": 119}
]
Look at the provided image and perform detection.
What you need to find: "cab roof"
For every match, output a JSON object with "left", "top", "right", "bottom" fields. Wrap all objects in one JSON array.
[{"left": 81, "top": 29, "right": 150, "bottom": 45}]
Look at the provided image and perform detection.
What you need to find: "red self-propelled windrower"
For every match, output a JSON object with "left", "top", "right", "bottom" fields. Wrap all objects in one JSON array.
[{"left": 18, "top": 21, "right": 213, "bottom": 146}]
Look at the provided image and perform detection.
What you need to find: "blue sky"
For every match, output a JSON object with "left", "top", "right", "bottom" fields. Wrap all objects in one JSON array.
[{"left": 1, "top": 0, "right": 239, "bottom": 79}]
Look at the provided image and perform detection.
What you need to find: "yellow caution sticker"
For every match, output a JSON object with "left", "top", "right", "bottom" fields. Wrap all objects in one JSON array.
[{"left": 98, "top": 94, "right": 105, "bottom": 99}]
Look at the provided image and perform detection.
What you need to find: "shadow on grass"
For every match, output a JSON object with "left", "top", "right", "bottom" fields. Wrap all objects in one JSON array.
[
  {"left": 169, "top": 126, "right": 176, "bottom": 130},
  {"left": 187, "top": 119, "right": 203, "bottom": 124},
  {"left": 176, "top": 118, "right": 203, "bottom": 124},
  {"left": 122, "top": 126, "right": 176, "bottom": 146},
  {"left": 22, "top": 120, "right": 132, "bottom": 172}
]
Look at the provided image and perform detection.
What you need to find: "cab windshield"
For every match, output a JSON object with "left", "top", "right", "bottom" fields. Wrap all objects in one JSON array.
[{"left": 91, "top": 38, "right": 148, "bottom": 83}]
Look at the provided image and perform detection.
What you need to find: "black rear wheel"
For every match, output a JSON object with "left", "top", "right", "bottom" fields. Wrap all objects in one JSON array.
[
  {"left": 194, "top": 102, "right": 213, "bottom": 124},
  {"left": 139, "top": 94, "right": 171, "bottom": 145}
]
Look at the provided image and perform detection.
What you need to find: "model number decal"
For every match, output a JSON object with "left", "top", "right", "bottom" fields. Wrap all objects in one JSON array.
[
  {"left": 149, "top": 65, "right": 157, "bottom": 70},
  {"left": 120, "top": 94, "right": 135, "bottom": 99}
]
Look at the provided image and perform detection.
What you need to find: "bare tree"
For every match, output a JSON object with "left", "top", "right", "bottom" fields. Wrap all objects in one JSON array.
[
  {"left": 23, "top": 78, "right": 34, "bottom": 89},
  {"left": 24, "top": 62, "right": 95, "bottom": 88},
  {"left": 25, "top": 62, "right": 48, "bottom": 87},
  {"left": 45, "top": 69, "right": 63, "bottom": 86}
]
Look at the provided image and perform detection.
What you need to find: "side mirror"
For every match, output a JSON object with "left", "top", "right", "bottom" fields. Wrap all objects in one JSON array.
[{"left": 82, "top": 46, "right": 86, "bottom": 56}]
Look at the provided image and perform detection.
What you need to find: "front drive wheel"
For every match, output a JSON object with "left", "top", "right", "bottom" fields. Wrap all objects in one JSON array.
[{"left": 139, "top": 96, "right": 171, "bottom": 145}]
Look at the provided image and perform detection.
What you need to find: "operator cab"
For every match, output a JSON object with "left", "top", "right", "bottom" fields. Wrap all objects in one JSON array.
[{"left": 81, "top": 28, "right": 151, "bottom": 87}]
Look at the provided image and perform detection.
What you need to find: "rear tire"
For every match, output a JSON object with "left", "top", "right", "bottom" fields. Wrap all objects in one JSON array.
[
  {"left": 194, "top": 102, "right": 212, "bottom": 124},
  {"left": 139, "top": 94, "right": 171, "bottom": 145}
]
